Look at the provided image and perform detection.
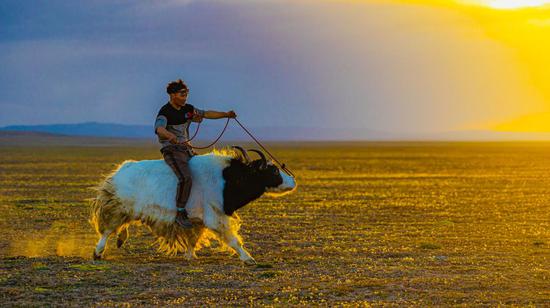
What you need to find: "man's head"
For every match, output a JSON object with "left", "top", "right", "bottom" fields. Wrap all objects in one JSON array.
[{"left": 167, "top": 79, "right": 189, "bottom": 107}]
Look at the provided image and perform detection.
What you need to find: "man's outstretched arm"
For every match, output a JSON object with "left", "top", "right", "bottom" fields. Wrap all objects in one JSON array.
[{"left": 203, "top": 110, "right": 236, "bottom": 119}]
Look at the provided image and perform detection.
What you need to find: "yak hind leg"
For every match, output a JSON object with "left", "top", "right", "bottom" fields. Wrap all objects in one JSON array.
[
  {"left": 184, "top": 226, "right": 205, "bottom": 260},
  {"left": 93, "top": 229, "right": 114, "bottom": 260},
  {"left": 116, "top": 225, "right": 129, "bottom": 248}
]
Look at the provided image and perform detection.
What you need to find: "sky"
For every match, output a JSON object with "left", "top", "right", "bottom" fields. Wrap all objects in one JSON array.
[{"left": 1, "top": 0, "right": 550, "bottom": 138}]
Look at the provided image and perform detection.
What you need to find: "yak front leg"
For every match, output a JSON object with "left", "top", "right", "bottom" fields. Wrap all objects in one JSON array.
[
  {"left": 205, "top": 204, "right": 256, "bottom": 265},
  {"left": 221, "top": 229, "right": 256, "bottom": 265}
]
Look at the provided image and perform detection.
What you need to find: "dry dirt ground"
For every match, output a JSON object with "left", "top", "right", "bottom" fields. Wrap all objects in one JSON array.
[{"left": 1, "top": 142, "right": 549, "bottom": 306}]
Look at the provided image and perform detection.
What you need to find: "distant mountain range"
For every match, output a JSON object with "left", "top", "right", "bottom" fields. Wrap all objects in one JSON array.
[
  {"left": 2, "top": 122, "right": 154, "bottom": 139},
  {"left": 2, "top": 122, "right": 550, "bottom": 141},
  {"left": 0, "top": 122, "right": 392, "bottom": 141}
]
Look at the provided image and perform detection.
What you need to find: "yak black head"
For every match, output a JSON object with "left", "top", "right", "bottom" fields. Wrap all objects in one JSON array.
[{"left": 222, "top": 146, "right": 297, "bottom": 216}]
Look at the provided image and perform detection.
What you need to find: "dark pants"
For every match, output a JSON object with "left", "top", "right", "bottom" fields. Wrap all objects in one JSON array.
[{"left": 161, "top": 145, "right": 193, "bottom": 210}]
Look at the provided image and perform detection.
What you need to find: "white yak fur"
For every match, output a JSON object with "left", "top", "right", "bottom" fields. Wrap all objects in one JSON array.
[{"left": 112, "top": 152, "right": 229, "bottom": 224}]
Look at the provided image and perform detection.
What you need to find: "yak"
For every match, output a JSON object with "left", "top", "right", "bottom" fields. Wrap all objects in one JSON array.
[{"left": 90, "top": 147, "right": 297, "bottom": 265}]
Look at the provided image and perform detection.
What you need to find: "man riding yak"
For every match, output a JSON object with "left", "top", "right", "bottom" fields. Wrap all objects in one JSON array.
[{"left": 154, "top": 79, "right": 236, "bottom": 228}]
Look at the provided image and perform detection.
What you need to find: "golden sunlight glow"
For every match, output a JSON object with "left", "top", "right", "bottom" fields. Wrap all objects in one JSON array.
[
  {"left": 494, "top": 112, "right": 550, "bottom": 132},
  {"left": 387, "top": 0, "right": 550, "bottom": 133},
  {"left": 477, "top": 0, "right": 550, "bottom": 9}
]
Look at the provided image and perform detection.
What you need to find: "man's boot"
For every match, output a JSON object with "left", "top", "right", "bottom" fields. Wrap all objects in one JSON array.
[{"left": 175, "top": 208, "right": 193, "bottom": 229}]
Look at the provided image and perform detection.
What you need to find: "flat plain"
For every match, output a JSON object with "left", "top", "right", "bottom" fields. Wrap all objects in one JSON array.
[{"left": 1, "top": 142, "right": 549, "bottom": 306}]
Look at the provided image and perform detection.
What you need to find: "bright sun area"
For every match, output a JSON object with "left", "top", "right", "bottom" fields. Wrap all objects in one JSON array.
[
  {"left": 458, "top": 0, "right": 550, "bottom": 131},
  {"left": 481, "top": 0, "right": 550, "bottom": 9}
]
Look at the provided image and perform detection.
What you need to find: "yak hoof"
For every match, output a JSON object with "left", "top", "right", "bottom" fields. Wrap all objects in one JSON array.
[
  {"left": 116, "top": 239, "right": 124, "bottom": 248},
  {"left": 185, "top": 251, "right": 197, "bottom": 260},
  {"left": 244, "top": 258, "right": 257, "bottom": 266},
  {"left": 93, "top": 251, "right": 102, "bottom": 260}
]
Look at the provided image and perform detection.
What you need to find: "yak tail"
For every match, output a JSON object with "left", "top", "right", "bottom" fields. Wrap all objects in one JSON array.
[{"left": 89, "top": 178, "right": 124, "bottom": 235}]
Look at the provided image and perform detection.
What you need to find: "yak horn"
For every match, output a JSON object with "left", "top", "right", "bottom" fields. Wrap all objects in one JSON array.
[
  {"left": 232, "top": 146, "right": 251, "bottom": 163},
  {"left": 248, "top": 149, "right": 267, "bottom": 169}
]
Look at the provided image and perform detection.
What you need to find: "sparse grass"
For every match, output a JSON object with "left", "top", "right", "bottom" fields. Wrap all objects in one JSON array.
[
  {"left": 34, "top": 287, "right": 50, "bottom": 293},
  {"left": 1, "top": 143, "right": 550, "bottom": 305},
  {"left": 257, "top": 271, "right": 278, "bottom": 278},
  {"left": 32, "top": 262, "right": 49, "bottom": 270},
  {"left": 533, "top": 240, "right": 546, "bottom": 247},
  {"left": 68, "top": 263, "right": 110, "bottom": 271},
  {"left": 419, "top": 242, "right": 441, "bottom": 250}
]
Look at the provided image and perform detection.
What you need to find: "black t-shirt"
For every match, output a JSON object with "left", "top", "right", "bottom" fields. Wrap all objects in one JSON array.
[
  {"left": 154, "top": 103, "right": 205, "bottom": 147},
  {"left": 157, "top": 103, "right": 197, "bottom": 125}
]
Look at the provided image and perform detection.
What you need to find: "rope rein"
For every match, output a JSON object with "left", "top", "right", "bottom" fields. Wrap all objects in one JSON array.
[
  {"left": 182, "top": 117, "right": 231, "bottom": 149},
  {"left": 178, "top": 117, "right": 295, "bottom": 177},
  {"left": 184, "top": 120, "right": 202, "bottom": 143},
  {"left": 233, "top": 118, "right": 295, "bottom": 177}
]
